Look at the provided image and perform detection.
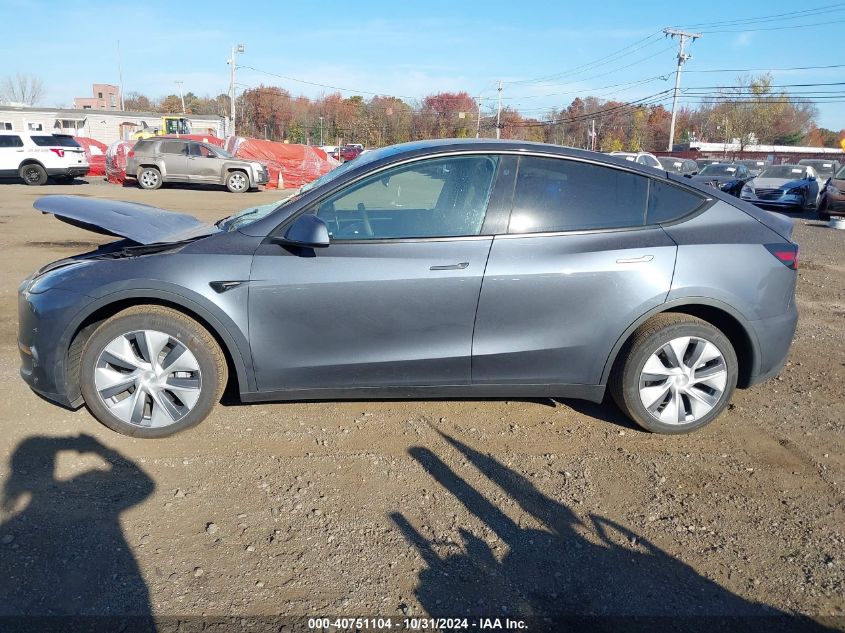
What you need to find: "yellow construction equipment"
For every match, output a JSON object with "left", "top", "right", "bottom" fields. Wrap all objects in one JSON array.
[{"left": 131, "top": 116, "right": 192, "bottom": 140}]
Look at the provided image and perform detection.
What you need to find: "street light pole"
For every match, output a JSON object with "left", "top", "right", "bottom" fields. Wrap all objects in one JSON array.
[
  {"left": 176, "top": 80, "right": 185, "bottom": 113},
  {"left": 495, "top": 80, "right": 502, "bottom": 140}
]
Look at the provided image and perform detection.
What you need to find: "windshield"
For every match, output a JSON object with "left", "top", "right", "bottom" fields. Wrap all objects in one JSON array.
[
  {"left": 657, "top": 157, "right": 684, "bottom": 172},
  {"left": 836, "top": 165, "right": 845, "bottom": 179},
  {"left": 700, "top": 164, "right": 739, "bottom": 177},
  {"left": 217, "top": 199, "right": 293, "bottom": 231},
  {"left": 760, "top": 165, "right": 807, "bottom": 179}
]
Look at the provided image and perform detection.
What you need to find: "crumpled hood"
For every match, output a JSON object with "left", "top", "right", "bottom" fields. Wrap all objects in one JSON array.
[
  {"left": 34, "top": 195, "right": 219, "bottom": 245},
  {"left": 749, "top": 177, "right": 808, "bottom": 190}
]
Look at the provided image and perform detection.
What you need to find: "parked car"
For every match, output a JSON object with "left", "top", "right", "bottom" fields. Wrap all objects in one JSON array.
[
  {"left": 733, "top": 159, "right": 767, "bottom": 177},
  {"left": 797, "top": 158, "right": 841, "bottom": 182},
  {"left": 740, "top": 164, "right": 820, "bottom": 211},
  {"left": 690, "top": 163, "right": 753, "bottom": 197},
  {"left": 818, "top": 163, "right": 845, "bottom": 220},
  {"left": 125, "top": 138, "right": 269, "bottom": 193},
  {"left": 19, "top": 139, "right": 798, "bottom": 437},
  {"left": 338, "top": 143, "right": 364, "bottom": 162},
  {"left": 657, "top": 157, "right": 698, "bottom": 176},
  {"left": 0, "top": 131, "right": 89, "bottom": 185},
  {"left": 608, "top": 151, "right": 662, "bottom": 169}
]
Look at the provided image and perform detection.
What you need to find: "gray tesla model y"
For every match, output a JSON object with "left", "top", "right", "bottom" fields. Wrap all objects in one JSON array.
[{"left": 18, "top": 139, "right": 799, "bottom": 437}]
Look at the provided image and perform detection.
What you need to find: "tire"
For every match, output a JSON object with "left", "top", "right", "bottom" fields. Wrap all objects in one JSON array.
[
  {"left": 79, "top": 306, "right": 227, "bottom": 438},
  {"left": 20, "top": 163, "right": 48, "bottom": 186},
  {"left": 818, "top": 198, "right": 830, "bottom": 221},
  {"left": 225, "top": 170, "right": 249, "bottom": 193},
  {"left": 137, "top": 166, "right": 162, "bottom": 190},
  {"left": 610, "top": 314, "right": 738, "bottom": 434}
]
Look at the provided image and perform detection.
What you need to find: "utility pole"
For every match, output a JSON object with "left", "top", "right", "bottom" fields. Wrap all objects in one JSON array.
[
  {"left": 476, "top": 94, "right": 482, "bottom": 138},
  {"left": 319, "top": 116, "right": 324, "bottom": 146},
  {"left": 590, "top": 119, "right": 596, "bottom": 151},
  {"left": 495, "top": 80, "right": 502, "bottom": 140},
  {"left": 228, "top": 43, "right": 245, "bottom": 136},
  {"left": 664, "top": 28, "right": 700, "bottom": 152},
  {"left": 176, "top": 81, "right": 185, "bottom": 113}
]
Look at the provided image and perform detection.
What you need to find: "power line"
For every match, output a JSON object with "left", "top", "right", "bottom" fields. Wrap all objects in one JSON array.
[
  {"left": 700, "top": 17, "right": 845, "bottom": 33},
  {"left": 676, "top": 2, "right": 845, "bottom": 29}
]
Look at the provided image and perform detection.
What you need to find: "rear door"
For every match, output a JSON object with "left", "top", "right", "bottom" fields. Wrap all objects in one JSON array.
[
  {"left": 248, "top": 153, "right": 507, "bottom": 392},
  {"left": 472, "top": 155, "right": 703, "bottom": 388},
  {"left": 160, "top": 140, "right": 188, "bottom": 179}
]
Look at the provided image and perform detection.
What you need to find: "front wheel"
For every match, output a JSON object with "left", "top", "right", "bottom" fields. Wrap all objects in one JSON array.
[
  {"left": 226, "top": 170, "right": 249, "bottom": 193},
  {"left": 79, "top": 306, "right": 227, "bottom": 438},
  {"left": 610, "top": 314, "right": 738, "bottom": 434}
]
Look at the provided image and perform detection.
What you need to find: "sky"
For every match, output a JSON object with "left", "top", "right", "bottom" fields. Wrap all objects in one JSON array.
[{"left": 4, "top": 0, "right": 845, "bottom": 130}]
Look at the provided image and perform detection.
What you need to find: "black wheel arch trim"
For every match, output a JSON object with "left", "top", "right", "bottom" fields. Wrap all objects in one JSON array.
[
  {"left": 55, "top": 286, "right": 255, "bottom": 401},
  {"left": 599, "top": 296, "right": 761, "bottom": 388}
]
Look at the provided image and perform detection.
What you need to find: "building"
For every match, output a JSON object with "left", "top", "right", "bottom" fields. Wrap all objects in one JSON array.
[
  {"left": 664, "top": 141, "right": 845, "bottom": 163},
  {"left": 73, "top": 84, "right": 122, "bottom": 110},
  {"left": 0, "top": 104, "right": 225, "bottom": 145}
]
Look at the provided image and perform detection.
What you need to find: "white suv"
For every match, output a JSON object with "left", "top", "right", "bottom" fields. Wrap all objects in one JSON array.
[
  {"left": 609, "top": 151, "right": 662, "bottom": 170},
  {"left": 0, "top": 131, "right": 89, "bottom": 185}
]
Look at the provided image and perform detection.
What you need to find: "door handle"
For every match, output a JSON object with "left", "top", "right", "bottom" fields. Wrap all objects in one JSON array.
[
  {"left": 430, "top": 262, "right": 469, "bottom": 271},
  {"left": 616, "top": 255, "right": 654, "bottom": 264}
]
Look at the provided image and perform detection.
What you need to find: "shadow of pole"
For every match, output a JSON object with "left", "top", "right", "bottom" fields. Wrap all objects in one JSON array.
[
  {"left": 0, "top": 434, "right": 155, "bottom": 631},
  {"left": 392, "top": 431, "right": 836, "bottom": 632}
]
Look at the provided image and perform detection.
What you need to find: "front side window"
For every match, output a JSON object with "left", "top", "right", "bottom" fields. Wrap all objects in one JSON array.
[
  {"left": 0, "top": 135, "right": 23, "bottom": 148},
  {"left": 509, "top": 156, "right": 648, "bottom": 233},
  {"left": 311, "top": 155, "right": 499, "bottom": 240},
  {"left": 188, "top": 143, "right": 215, "bottom": 158}
]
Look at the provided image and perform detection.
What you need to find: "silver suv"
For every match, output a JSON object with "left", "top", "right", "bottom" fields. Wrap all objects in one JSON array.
[{"left": 126, "top": 138, "right": 269, "bottom": 193}]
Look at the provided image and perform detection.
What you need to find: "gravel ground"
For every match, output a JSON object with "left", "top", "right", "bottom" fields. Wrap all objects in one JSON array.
[{"left": 0, "top": 177, "right": 842, "bottom": 631}]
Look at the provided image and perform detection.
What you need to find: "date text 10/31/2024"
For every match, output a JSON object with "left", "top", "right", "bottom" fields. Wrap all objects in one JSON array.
[{"left": 307, "top": 617, "right": 528, "bottom": 630}]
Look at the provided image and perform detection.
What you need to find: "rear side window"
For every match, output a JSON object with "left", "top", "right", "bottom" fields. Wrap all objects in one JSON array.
[
  {"left": 509, "top": 156, "right": 648, "bottom": 233},
  {"left": 30, "top": 135, "right": 59, "bottom": 146},
  {"left": 647, "top": 180, "right": 705, "bottom": 224},
  {"left": 0, "top": 135, "right": 23, "bottom": 148},
  {"left": 160, "top": 141, "right": 187, "bottom": 155},
  {"left": 52, "top": 135, "right": 81, "bottom": 148}
]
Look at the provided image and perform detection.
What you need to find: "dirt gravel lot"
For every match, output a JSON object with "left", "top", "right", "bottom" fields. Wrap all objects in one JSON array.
[{"left": 0, "top": 177, "right": 843, "bottom": 630}]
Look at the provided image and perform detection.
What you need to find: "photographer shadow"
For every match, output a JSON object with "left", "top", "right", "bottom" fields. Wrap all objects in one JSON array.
[
  {"left": 392, "top": 432, "right": 833, "bottom": 632},
  {"left": 0, "top": 434, "right": 155, "bottom": 628}
]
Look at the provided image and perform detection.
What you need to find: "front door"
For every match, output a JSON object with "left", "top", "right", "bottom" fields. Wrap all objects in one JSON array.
[
  {"left": 249, "top": 153, "right": 502, "bottom": 392},
  {"left": 186, "top": 142, "right": 221, "bottom": 182}
]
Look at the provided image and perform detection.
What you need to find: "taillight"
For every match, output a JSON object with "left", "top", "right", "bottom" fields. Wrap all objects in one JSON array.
[
  {"left": 49, "top": 148, "right": 65, "bottom": 158},
  {"left": 765, "top": 243, "right": 799, "bottom": 270}
]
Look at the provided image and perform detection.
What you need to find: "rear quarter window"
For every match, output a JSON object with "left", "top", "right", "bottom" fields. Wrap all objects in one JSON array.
[{"left": 647, "top": 180, "right": 706, "bottom": 224}]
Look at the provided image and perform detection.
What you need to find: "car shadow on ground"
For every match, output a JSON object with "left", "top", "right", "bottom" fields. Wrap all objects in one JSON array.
[
  {"left": 391, "top": 431, "right": 836, "bottom": 633},
  {"left": 0, "top": 434, "right": 156, "bottom": 631}
]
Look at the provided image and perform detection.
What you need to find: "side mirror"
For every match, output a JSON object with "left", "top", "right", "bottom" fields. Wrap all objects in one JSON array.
[{"left": 276, "top": 214, "right": 330, "bottom": 248}]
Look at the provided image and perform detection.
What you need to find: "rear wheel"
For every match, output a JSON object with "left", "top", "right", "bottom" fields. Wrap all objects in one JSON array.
[
  {"left": 226, "top": 170, "right": 249, "bottom": 193},
  {"left": 20, "top": 163, "right": 48, "bottom": 186},
  {"left": 79, "top": 306, "right": 227, "bottom": 438},
  {"left": 138, "top": 166, "right": 162, "bottom": 190},
  {"left": 610, "top": 314, "right": 738, "bottom": 434}
]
